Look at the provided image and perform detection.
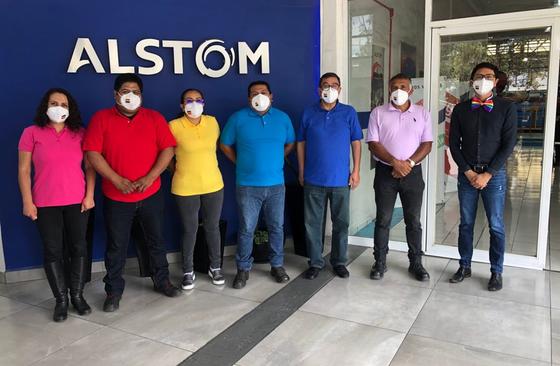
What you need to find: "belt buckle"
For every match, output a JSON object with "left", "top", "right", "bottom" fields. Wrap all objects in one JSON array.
[{"left": 472, "top": 164, "right": 486, "bottom": 173}]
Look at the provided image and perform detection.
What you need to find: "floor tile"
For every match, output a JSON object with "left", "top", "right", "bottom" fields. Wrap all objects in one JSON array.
[
  {"left": 410, "top": 290, "right": 551, "bottom": 362},
  {"left": 552, "top": 308, "right": 560, "bottom": 364},
  {"left": 37, "top": 275, "right": 163, "bottom": 325},
  {"left": 390, "top": 335, "right": 549, "bottom": 366},
  {"left": 435, "top": 260, "right": 550, "bottom": 307},
  {"left": 238, "top": 311, "right": 405, "bottom": 366},
  {"left": 347, "top": 251, "right": 450, "bottom": 289},
  {"left": 111, "top": 289, "right": 258, "bottom": 352},
  {"left": 301, "top": 275, "right": 431, "bottom": 332},
  {"left": 0, "top": 278, "right": 53, "bottom": 305},
  {"left": 0, "top": 307, "right": 102, "bottom": 366},
  {"left": 33, "top": 327, "right": 190, "bottom": 366},
  {"left": 0, "top": 295, "right": 30, "bottom": 319}
]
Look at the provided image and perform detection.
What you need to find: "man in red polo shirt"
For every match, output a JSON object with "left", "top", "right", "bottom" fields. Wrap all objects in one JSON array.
[{"left": 84, "top": 74, "right": 180, "bottom": 312}]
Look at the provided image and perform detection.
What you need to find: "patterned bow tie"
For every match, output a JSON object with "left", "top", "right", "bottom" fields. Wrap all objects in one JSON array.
[{"left": 471, "top": 96, "right": 494, "bottom": 112}]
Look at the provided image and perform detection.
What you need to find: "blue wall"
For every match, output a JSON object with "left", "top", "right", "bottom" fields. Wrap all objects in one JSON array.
[{"left": 0, "top": 0, "right": 320, "bottom": 271}]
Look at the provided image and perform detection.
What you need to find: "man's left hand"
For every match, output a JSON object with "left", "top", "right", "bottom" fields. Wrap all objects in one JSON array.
[
  {"left": 472, "top": 172, "right": 492, "bottom": 190},
  {"left": 133, "top": 175, "right": 157, "bottom": 193},
  {"left": 349, "top": 171, "right": 360, "bottom": 189}
]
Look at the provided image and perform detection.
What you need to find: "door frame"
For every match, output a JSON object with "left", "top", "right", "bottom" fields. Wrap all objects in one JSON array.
[{"left": 424, "top": 11, "right": 560, "bottom": 270}]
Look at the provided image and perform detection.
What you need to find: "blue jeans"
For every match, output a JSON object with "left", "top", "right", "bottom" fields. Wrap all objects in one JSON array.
[
  {"left": 235, "top": 185, "right": 285, "bottom": 271},
  {"left": 304, "top": 184, "right": 350, "bottom": 268},
  {"left": 458, "top": 169, "right": 507, "bottom": 273}
]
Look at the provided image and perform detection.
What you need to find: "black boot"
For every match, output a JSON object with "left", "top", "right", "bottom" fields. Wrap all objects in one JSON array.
[
  {"left": 44, "top": 261, "right": 68, "bottom": 322},
  {"left": 370, "top": 252, "right": 387, "bottom": 280},
  {"left": 70, "top": 257, "right": 92, "bottom": 315},
  {"left": 408, "top": 254, "right": 430, "bottom": 282}
]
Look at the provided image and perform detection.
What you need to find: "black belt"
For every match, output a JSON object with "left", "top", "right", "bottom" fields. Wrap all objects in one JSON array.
[{"left": 471, "top": 164, "right": 488, "bottom": 173}]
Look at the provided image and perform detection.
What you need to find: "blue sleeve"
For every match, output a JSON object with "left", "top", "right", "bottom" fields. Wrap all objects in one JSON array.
[
  {"left": 349, "top": 108, "right": 363, "bottom": 141},
  {"left": 220, "top": 114, "right": 237, "bottom": 145},
  {"left": 286, "top": 115, "right": 296, "bottom": 143}
]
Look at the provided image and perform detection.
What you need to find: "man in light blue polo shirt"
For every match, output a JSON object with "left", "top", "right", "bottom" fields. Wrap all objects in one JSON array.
[
  {"left": 297, "top": 72, "right": 363, "bottom": 280},
  {"left": 220, "top": 80, "right": 295, "bottom": 289}
]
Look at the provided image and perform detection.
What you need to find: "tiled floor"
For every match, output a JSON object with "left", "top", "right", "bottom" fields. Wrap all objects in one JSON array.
[{"left": 1, "top": 249, "right": 558, "bottom": 366}]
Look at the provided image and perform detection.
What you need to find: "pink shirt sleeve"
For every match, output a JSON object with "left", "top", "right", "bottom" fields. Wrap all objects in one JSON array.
[
  {"left": 366, "top": 108, "right": 380, "bottom": 142},
  {"left": 18, "top": 126, "right": 34, "bottom": 152},
  {"left": 420, "top": 108, "right": 433, "bottom": 142}
]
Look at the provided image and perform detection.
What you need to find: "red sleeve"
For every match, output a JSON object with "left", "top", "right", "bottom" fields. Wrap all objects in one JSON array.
[
  {"left": 18, "top": 126, "right": 35, "bottom": 152},
  {"left": 83, "top": 111, "right": 105, "bottom": 152},
  {"left": 153, "top": 111, "right": 176, "bottom": 150}
]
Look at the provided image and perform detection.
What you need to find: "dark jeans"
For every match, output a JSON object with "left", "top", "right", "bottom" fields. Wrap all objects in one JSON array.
[
  {"left": 374, "top": 163, "right": 424, "bottom": 261},
  {"left": 235, "top": 185, "right": 285, "bottom": 271},
  {"left": 304, "top": 184, "right": 350, "bottom": 268},
  {"left": 103, "top": 190, "right": 169, "bottom": 296},
  {"left": 458, "top": 169, "right": 507, "bottom": 273},
  {"left": 36, "top": 204, "right": 89, "bottom": 264},
  {"left": 175, "top": 189, "right": 224, "bottom": 273}
]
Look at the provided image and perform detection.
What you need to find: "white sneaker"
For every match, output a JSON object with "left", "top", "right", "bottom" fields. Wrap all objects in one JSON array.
[
  {"left": 208, "top": 268, "right": 225, "bottom": 286},
  {"left": 181, "top": 272, "right": 195, "bottom": 290}
]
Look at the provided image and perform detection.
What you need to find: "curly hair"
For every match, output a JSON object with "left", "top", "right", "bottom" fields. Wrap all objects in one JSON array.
[{"left": 33, "top": 88, "right": 83, "bottom": 132}]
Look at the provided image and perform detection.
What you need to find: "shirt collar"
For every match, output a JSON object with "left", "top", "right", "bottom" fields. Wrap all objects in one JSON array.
[
  {"left": 112, "top": 105, "right": 144, "bottom": 119},
  {"left": 315, "top": 100, "right": 339, "bottom": 112},
  {"left": 388, "top": 101, "right": 415, "bottom": 113},
  {"left": 247, "top": 106, "right": 273, "bottom": 118}
]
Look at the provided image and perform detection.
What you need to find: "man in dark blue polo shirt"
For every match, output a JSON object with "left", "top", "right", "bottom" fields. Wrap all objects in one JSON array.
[
  {"left": 220, "top": 81, "right": 295, "bottom": 289},
  {"left": 297, "top": 72, "right": 363, "bottom": 279},
  {"left": 449, "top": 62, "right": 517, "bottom": 291}
]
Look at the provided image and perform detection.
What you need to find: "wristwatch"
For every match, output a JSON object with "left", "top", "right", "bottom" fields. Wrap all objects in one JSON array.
[{"left": 407, "top": 159, "right": 416, "bottom": 167}]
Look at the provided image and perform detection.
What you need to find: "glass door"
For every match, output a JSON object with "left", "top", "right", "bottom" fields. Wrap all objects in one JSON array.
[{"left": 426, "top": 17, "right": 560, "bottom": 269}]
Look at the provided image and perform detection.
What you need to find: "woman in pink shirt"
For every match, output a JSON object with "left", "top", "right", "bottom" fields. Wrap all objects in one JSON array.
[{"left": 18, "top": 88, "right": 96, "bottom": 322}]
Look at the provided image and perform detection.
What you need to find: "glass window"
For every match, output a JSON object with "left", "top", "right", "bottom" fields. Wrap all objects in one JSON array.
[
  {"left": 433, "top": 0, "right": 560, "bottom": 21},
  {"left": 347, "top": 0, "right": 426, "bottom": 243}
]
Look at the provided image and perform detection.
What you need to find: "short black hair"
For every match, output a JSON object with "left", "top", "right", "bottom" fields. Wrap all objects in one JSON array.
[
  {"left": 319, "top": 72, "right": 341, "bottom": 87},
  {"left": 470, "top": 62, "right": 499, "bottom": 80},
  {"left": 248, "top": 80, "right": 271, "bottom": 96},
  {"left": 179, "top": 88, "right": 205, "bottom": 104},
  {"left": 389, "top": 73, "right": 412, "bottom": 84},
  {"left": 33, "top": 88, "right": 82, "bottom": 132},
  {"left": 114, "top": 73, "right": 143, "bottom": 92}
]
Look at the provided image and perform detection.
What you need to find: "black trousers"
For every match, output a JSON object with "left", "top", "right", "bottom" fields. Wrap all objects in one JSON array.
[
  {"left": 103, "top": 190, "right": 170, "bottom": 296},
  {"left": 373, "top": 163, "right": 425, "bottom": 261},
  {"left": 36, "top": 204, "right": 89, "bottom": 264}
]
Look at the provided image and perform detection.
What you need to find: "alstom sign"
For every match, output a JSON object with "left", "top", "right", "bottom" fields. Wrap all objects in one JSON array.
[{"left": 67, "top": 38, "right": 270, "bottom": 78}]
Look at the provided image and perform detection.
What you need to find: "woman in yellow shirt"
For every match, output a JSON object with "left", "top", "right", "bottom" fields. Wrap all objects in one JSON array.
[{"left": 169, "top": 89, "right": 225, "bottom": 290}]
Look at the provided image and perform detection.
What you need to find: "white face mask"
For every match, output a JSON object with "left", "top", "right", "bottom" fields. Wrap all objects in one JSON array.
[
  {"left": 321, "top": 87, "right": 339, "bottom": 104},
  {"left": 472, "top": 79, "right": 494, "bottom": 96},
  {"left": 251, "top": 94, "right": 271, "bottom": 112},
  {"left": 46, "top": 106, "right": 69, "bottom": 123},
  {"left": 185, "top": 102, "right": 204, "bottom": 118},
  {"left": 390, "top": 89, "right": 410, "bottom": 106},
  {"left": 119, "top": 92, "right": 142, "bottom": 111}
]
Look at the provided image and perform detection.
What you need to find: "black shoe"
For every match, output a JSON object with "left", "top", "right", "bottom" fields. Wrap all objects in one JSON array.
[
  {"left": 270, "top": 266, "right": 290, "bottom": 283},
  {"left": 370, "top": 261, "right": 387, "bottom": 280},
  {"left": 488, "top": 272, "right": 503, "bottom": 291},
  {"left": 304, "top": 267, "right": 321, "bottom": 280},
  {"left": 409, "top": 262, "right": 430, "bottom": 282},
  {"left": 44, "top": 261, "right": 69, "bottom": 322},
  {"left": 69, "top": 257, "right": 92, "bottom": 316},
  {"left": 233, "top": 270, "right": 249, "bottom": 289},
  {"left": 449, "top": 266, "right": 471, "bottom": 283},
  {"left": 333, "top": 265, "right": 349, "bottom": 278},
  {"left": 155, "top": 280, "right": 181, "bottom": 297},
  {"left": 103, "top": 294, "right": 121, "bottom": 312}
]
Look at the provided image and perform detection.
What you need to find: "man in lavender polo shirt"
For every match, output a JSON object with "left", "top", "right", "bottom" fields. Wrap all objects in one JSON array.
[{"left": 366, "top": 73, "right": 433, "bottom": 281}]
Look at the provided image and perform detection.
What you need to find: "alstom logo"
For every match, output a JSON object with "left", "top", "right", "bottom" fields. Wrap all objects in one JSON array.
[{"left": 67, "top": 38, "right": 270, "bottom": 78}]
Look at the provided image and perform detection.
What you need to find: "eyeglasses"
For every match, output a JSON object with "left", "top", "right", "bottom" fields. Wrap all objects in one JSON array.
[
  {"left": 321, "top": 83, "right": 340, "bottom": 90},
  {"left": 184, "top": 98, "right": 205, "bottom": 105},
  {"left": 118, "top": 89, "right": 141, "bottom": 96},
  {"left": 473, "top": 74, "right": 496, "bottom": 81}
]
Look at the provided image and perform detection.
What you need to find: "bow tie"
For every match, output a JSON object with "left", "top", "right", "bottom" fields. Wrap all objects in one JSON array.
[{"left": 471, "top": 96, "right": 494, "bottom": 112}]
